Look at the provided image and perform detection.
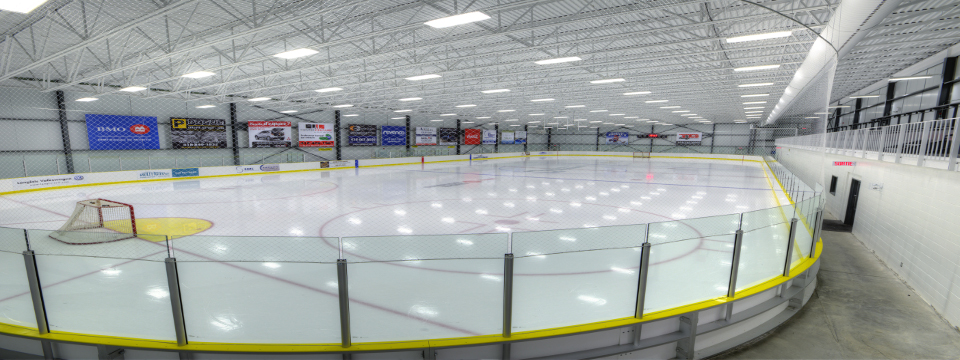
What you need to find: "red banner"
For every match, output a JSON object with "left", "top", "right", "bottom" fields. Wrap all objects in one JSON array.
[{"left": 464, "top": 129, "right": 482, "bottom": 145}]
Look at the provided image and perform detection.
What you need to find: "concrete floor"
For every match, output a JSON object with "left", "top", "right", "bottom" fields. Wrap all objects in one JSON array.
[{"left": 714, "top": 228, "right": 960, "bottom": 359}]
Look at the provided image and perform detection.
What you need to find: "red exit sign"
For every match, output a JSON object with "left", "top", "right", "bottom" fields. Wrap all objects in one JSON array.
[{"left": 833, "top": 161, "right": 856, "bottom": 166}]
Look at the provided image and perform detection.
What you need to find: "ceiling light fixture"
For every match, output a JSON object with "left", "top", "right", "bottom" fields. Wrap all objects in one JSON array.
[
  {"left": 498, "top": 110, "right": 515, "bottom": 112},
  {"left": 391, "top": 117, "right": 405, "bottom": 119},
  {"left": 248, "top": 97, "right": 270, "bottom": 102},
  {"left": 456, "top": 104, "right": 477, "bottom": 108},
  {"left": 530, "top": 98, "right": 554, "bottom": 102},
  {"left": 76, "top": 97, "right": 98, "bottom": 102},
  {"left": 743, "top": 101, "right": 768, "bottom": 104},
  {"left": 889, "top": 76, "right": 932, "bottom": 82},
  {"left": 590, "top": 78, "right": 625, "bottom": 84},
  {"left": 623, "top": 91, "right": 651, "bottom": 95},
  {"left": 849, "top": 95, "right": 880, "bottom": 98},
  {"left": 738, "top": 83, "right": 775, "bottom": 87},
  {"left": 535, "top": 57, "right": 582, "bottom": 65},
  {"left": 182, "top": 71, "right": 215, "bottom": 78},
  {"left": 565, "top": 105, "right": 585, "bottom": 108},
  {"left": 315, "top": 87, "right": 343, "bottom": 93},
  {"left": 741, "top": 94, "right": 769, "bottom": 97},
  {"left": 280, "top": 110, "right": 298, "bottom": 113},
  {"left": 333, "top": 104, "right": 353, "bottom": 108},
  {"left": 744, "top": 107, "right": 765, "bottom": 109},
  {"left": 344, "top": 114, "right": 359, "bottom": 117},
  {"left": 590, "top": 110, "right": 608, "bottom": 112},
  {"left": 394, "top": 109, "right": 412, "bottom": 112},
  {"left": 424, "top": 11, "right": 490, "bottom": 28},
  {"left": 405, "top": 74, "right": 441, "bottom": 81},
  {"left": 0, "top": 0, "right": 50, "bottom": 13},
  {"left": 195, "top": 105, "right": 216, "bottom": 109},
  {"left": 726, "top": 31, "right": 792, "bottom": 43},
  {"left": 119, "top": 86, "right": 147, "bottom": 92},
  {"left": 440, "top": 113, "right": 456, "bottom": 116},
  {"left": 481, "top": 89, "right": 510, "bottom": 94},
  {"left": 734, "top": 65, "right": 780, "bottom": 72},
  {"left": 399, "top": 97, "right": 422, "bottom": 101},
  {"left": 273, "top": 48, "right": 319, "bottom": 59},
  {"left": 646, "top": 100, "right": 669, "bottom": 103}
]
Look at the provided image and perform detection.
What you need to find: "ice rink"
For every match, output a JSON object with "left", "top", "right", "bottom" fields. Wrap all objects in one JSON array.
[{"left": 0, "top": 156, "right": 815, "bottom": 344}]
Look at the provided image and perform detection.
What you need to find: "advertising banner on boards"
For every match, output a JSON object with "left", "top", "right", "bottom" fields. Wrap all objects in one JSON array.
[
  {"left": 464, "top": 129, "right": 482, "bottom": 145},
  {"left": 170, "top": 118, "right": 227, "bottom": 149},
  {"left": 348, "top": 124, "right": 378, "bottom": 146},
  {"left": 482, "top": 129, "right": 497, "bottom": 144},
  {"left": 606, "top": 132, "right": 629, "bottom": 145},
  {"left": 676, "top": 132, "right": 702, "bottom": 145},
  {"left": 416, "top": 127, "right": 437, "bottom": 145},
  {"left": 438, "top": 128, "right": 458, "bottom": 145},
  {"left": 85, "top": 114, "right": 160, "bottom": 150},
  {"left": 381, "top": 126, "right": 406, "bottom": 146},
  {"left": 501, "top": 131, "right": 515, "bottom": 144},
  {"left": 515, "top": 131, "right": 527, "bottom": 144},
  {"left": 298, "top": 123, "right": 335, "bottom": 147},
  {"left": 248, "top": 121, "right": 292, "bottom": 148}
]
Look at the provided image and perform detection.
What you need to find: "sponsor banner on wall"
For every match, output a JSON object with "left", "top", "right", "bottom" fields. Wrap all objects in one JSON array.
[
  {"left": 13, "top": 174, "right": 87, "bottom": 190},
  {"left": 676, "top": 132, "right": 702, "bottom": 145},
  {"left": 416, "top": 127, "right": 437, "bottom": 145},
  {"left": 235, "top": 164, "right": 281, "bottom": 174},
  {"left": 298, "top": 123, "right": 335, "bottom": 147},
  {"left": 501, "top": 131, "right": 515, "bottom": 144},
  {"left": 482, "top": 129, "right": 498, "bottom": 144},
  {"left": 438, "top": 128, "right": 458, "bottom": 145},
  {"left": 606, "top": 132, "right": 629, "bottom": 145},
  {"left": 173, "top": 168, "right": 199, "bottom": 177},
  {"left": 464, "top": 129, "right": 482, "bottom": 145},
  {"left": 85, "top": 114, "right": 160, "bottom": 150},
  {"left": 381, "top": 126, "right": 407, "bottom": 146},
  {"left": 515, "top": 131, "right": 527, "bottom": 144},
  {"left": 248, "top": 121, "right": 292, "bottom": 148},
  {"left": 170, "top": 118, "right": 227, "bottom": 149},
  {"left": 348, "top": 124, "right": 378, "bottom": 146}
]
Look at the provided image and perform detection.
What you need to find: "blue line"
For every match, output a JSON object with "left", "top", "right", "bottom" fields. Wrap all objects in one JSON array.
[{"left": 409, "top": 169, "right": 773, "bottom": 191}]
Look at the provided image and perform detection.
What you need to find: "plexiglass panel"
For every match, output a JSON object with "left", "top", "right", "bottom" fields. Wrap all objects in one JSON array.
[
  {"left": 175, "top": 235, "right": 341, "bottom": 343},
  {"left": 0, "top": 227, "right": 35, "bottom": 328},
  {"left": 28, "top": 229, "right": 174, "bottom": 340},
  {"left": 643, "top": 214, "right": 738, "bottom": 313},
  {"left": 345, "top": 233, "right": 506, "bottom": 342},
  {"left": 736, "top": 206, "right": 791, "bottom": 291},
  {"left": 793, "top": 197, "right": 816, "bottom": 261}
]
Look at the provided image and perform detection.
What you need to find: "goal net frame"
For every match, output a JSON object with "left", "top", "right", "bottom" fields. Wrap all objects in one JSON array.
[
  {"left": 633, "top": 152, "right": 651, "bottom": 158},
  {"left": 49, "top": 199, "right": 138, "bottom": 245}
]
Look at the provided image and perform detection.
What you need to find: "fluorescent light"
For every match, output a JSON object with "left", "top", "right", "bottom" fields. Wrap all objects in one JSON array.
[
  {"left": 394, "top": 110, "right": 412, "bottom": 113},
  {"left": 589, "top": 121, "right": 602, "bottom": 123},
  {"left": 602, "top": 122, "right": 614, "bottom": 125},
  {"left": 430, "top": 119, "right": 443, "bottom": 122},
  {"left": 624, "top": 116, "right": 638, "bottom": 119},
  {"left": 743, "top": 101, "right": 767, "bottom": 104},
  {"left": 405, "top": 74, "right": 441, "bottom": 81},
  {"left": 646, "top": 100, "right": 668, "bottom": 103},
  {"left": 248, "top": 97, "right": 270, "bottom": 102},
  {"left": 565, "top": 105, "right": 585, "bottom": 108},
  {"left": 440, "top": 113, "right": 456, "bottom": 116},
  {"left": 195, "top": 105, "right": 216, "bottom": 109},
  {"left": 76, "top": 97, "right": 98, "bottom": 102},
  {"left": 849, "top": 95, "right": 880, "bottom": 98},
  {"left": 745, "top": 111, "right": 764, "bottom": 113},
  {"left": 0, "top": 0, "right": 50, "bottom": 13},
  {"left": 119, "top": 86, "right": 147, "bottom": 92},
  {"left": 614, "top": 124, "right": 625, "bottom": 126},
  {"left": 805, "top": 116, "right": 820, "bottom": 119},
  {"left": 609, "top": 113, "right": 625, "bottom": 116},
  {"left": 462, "top": 121, "right": 474, "bottom": 123},
  {"left": 827, "top": 105, "right": 850, "bottom": 108},
  {"left": 646, "top": 121, "right": 657, "bottom": 123},
  {"left": 734, "top": 65, "right": 780, "bottom": 72},
  {"left": 726, "top": 31, "right": 792, "bottom": 43},
  {"left": 399, "top": 97, "right": 422, "bottom": 101},
  {"left": 535, "top": 57, "right": 582, "bottom": 65},
  {"left": 392, "top": 117, "right": 405, "bottom": 119},
  {"left": 680, "top": 114, "right": 696, "bottom": 116},
  {"left": 528, "top": 121, "right": 541, "bottom": 123},
  {"left": 424, "top": 11, "right": 490, "bottom": 28},
  {"left": 889, "top": 76, "right": 932, "bottom": 81},
  {"left": 741, "top": 94, "right": 768, "bottom": 97},
  {"left": 482, "top": 89, "right": 510, "bottom": 94},
  {"left": 554, "top": 116, "right": 568, "bottom": 119},
  {"left": 344, "top": 114, "right": 359, "bottom": 117},
  {"left": 333, "top": 104, "right": 353, "bottom": 108},
  {"left": 660, "top": 106, "right": 681, "bottom": 109},
  {"left": 280, "top": 110, "right": 298, "bottom": 113},
  {"left": 529, "top": 113, "right": 545, "bottom": 116},
  {"left": 530, "top": 98, "right": 554, "bottom": 102},
  {"left": 510, "top": 124, "right": 521, "bottom": 127},
  {"left": 590, "top": 78, "right": 625, "bottom": 84},
  {"left": 671, "top": 110, "right": 689, "bottom": 113},
  {"left": 739, "top": 83, "right": 775, "bottom": 87},
  {"left": 623, "top": 91, "right": 651, "bottom": 95},
  {"left": 498, "top": 110, "right": 515, "bottom": 112},
  {"left": 315, "top": 87, "right": 343, "bottom": 93},
  {"left": 456, "top": 104, "right": 477, "bottom": 108},
  {"left": 590, "top": 110, "right": 608, "bottom": 112},
  {"left": 273, "top": 48, "right": 318, "bottom": 59},
  {"left": 182, "top": 71, "right": 215, "bottom": 78},
  {"left": 745, "top": 107, "right": 765, "bottom": 109}
]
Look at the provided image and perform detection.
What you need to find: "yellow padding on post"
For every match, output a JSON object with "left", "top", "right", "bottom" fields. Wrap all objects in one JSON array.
[{"left": 103, "top": 218, "right": 212, "bottom": 241}]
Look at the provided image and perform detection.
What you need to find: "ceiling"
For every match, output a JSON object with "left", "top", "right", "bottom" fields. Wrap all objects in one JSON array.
[{"left": 0, "top": 0, "right": 953, "bottom": 131}]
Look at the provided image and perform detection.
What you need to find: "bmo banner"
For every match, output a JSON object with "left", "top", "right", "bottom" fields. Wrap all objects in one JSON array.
[
  {"left": 85, "top": 114, "right": 160, "bottom": 150},
  {"left": 381, "top": 126, "right": 406, "bottom": 146},
  {"left": 464, "top": 129, "right": 482, "bottom": 145},
  {"left": 676, "top": 132, "right": 702, "bottom": 145}
]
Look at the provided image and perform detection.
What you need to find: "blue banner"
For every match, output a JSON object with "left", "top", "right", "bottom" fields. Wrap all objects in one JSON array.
[
  {"left": 85, "top": 114, "right": 160, "bottom": 150},
  {"left": 381, "top": 126, "right": 406, "bottom": 146},
  {"left": 606, "top": 132, "right": 629, "bottom": 145}
]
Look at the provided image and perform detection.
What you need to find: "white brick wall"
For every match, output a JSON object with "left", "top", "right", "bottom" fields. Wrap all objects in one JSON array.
[{"left": 777, "top": 147, "right": 960, "bottom": 329}]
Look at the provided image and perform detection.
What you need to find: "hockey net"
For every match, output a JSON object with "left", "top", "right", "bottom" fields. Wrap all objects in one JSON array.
[
  {"left": 49, "top": 199, "right": 138, "bottom": 245},
  {"left": 633, "top": 152, "right": 651, "bottom": 158}
]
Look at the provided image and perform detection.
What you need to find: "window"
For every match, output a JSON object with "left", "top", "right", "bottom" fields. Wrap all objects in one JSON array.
[{"left": 829, "top": 176, "right": 838, "bottom": 195}]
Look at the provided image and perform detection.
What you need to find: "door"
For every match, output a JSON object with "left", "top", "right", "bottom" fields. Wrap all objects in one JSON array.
[{"left": 845, "top": 179, "right": 861, "bottom": 225}]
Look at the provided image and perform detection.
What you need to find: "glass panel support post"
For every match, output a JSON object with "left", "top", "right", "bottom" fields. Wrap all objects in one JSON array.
[
  {"left": 811, "top": 210, "right": 824, "bottom": 257},
  {"left": 783, "top": 218, "right": 799, "bottom": 277},
  {"left": 165, "top": 254, "right": 188, "bottom": 346},
  {"left": 337, "top": 259, "right": 351, "bottom": 348},
  {"left": 22, "top": 249, "right": 49, "bottom": 335},
  {"left": 502, "top": 253, "right": 514, "bottom": 338},
  {"left": 634, "top": 241, "right": 652, "bottom": 319}
]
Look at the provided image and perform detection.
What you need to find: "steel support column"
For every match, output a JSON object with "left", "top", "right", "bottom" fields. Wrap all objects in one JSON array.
[
  {"left": 936, "top": 56, "right": 957, "bottom": 119},
  {"left": 405, "top": 115, "right": 411, "bottom": 154},
  {"left": 335, "top": 110, "right": 342, "bottom": 161},
  {"left": 883, "top": 82, "right": 896, "bottom": 119},
  {"left": 494, "top": 124, "right": 500, "bottom": 153},
  {"left": 55, "top": 91, "right": 74, "bottom": 173},
  {"left": 229, "top": 103, "right": 240, "bottom": 166},
  {"left": 523, "top": 125, "right": 528, "bottom": 153},
  {"left": 456, "top": 119, "right": 462, "bottom": 155}
]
